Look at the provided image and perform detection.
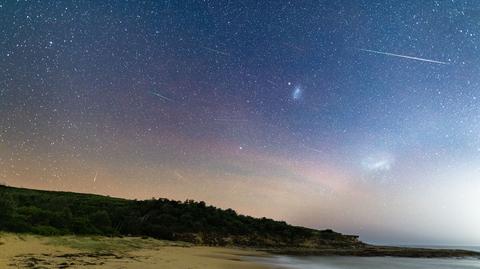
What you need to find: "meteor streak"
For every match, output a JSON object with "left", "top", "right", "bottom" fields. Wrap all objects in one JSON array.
[
  {"left": 200, "top": 46, "right": 230, "bottom": 56},
  {"left": 358, "top": 48, "right": 448, "bottom": 65},
  {"left": 150, "top": 91, "right": 174, "bottom": 102}
]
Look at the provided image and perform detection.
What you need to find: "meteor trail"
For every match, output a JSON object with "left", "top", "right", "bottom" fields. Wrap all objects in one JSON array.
[
  {"left": 150, "top": 91, "right": 174, "bottom": 102},
  {"left": 302, "top": 144, "right": 323, "bottom": 154},
  {"left": 357, "top": 48, "right": 449, "bottom": 65},
  {"left": 213, "top": 118, "right": 249, "bottom": 122},
  {"left": 200, "top": 46, "right": 230, "bottom": 56},
  {"left": 266, "top": 80, "right": 279, "bottom": 86}
]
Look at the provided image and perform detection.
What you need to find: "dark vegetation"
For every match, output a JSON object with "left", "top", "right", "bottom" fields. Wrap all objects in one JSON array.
[
  {"left": 1, "top": 185, "right": 479, "bottom": 258},
  {"left": 0, "top": 185, "right": 361, "bottom": 248}
]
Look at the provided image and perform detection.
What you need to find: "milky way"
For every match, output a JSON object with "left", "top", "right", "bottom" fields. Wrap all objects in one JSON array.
[{"left": 1, "top": 1, "right": 480, "bottom": 245}]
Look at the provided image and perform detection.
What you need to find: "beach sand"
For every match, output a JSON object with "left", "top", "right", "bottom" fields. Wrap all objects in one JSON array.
[{"left": 0, "top": 233, "right": 269, "bottom": 268}]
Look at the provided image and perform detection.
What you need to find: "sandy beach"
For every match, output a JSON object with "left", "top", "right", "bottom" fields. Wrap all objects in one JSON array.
[{"left": 0, "top": 233, "right": 269, "bottom": 268}]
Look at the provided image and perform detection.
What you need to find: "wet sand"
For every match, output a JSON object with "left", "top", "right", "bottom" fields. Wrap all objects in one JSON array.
[{"left": 0, "top": 233, "right": 269, "bottom": 268}]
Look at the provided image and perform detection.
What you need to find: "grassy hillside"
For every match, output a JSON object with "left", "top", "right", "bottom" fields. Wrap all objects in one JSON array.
[{"left": 0, "top": 185, "right": 362, "bottom": 248}]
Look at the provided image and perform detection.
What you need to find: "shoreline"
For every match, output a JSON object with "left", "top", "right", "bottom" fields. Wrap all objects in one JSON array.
[
  {"left": 263, "top": 245, "right": 480, "bottom": 258},
  {"left": 1, "top": 233, "right": 479, "bottom": 268},
  {"left": 0, "top": 233, "right": 271, "bottom": 269}
]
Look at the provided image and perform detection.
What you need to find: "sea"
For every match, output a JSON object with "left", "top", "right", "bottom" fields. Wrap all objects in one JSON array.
[{"left": 251, "top": 247, "right": 480, "bottom": 269}]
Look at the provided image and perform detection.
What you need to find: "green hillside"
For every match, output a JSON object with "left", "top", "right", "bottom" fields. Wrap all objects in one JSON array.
[{"left": 0, "top": 185, "right": 361, "bottom": 248}]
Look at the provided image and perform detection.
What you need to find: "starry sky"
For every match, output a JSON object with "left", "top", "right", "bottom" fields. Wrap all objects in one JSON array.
[{"left": 2, "top": 0, "right": 480, "bottom": 245}]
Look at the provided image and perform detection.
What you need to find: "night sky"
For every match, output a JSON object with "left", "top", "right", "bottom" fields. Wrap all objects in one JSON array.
[{"left": 2, "top": 0, "right": 480, "bottom": 245}]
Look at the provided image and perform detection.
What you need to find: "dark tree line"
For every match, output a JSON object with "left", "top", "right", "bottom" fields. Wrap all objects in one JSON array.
[{"left": 0, "top": 185, "right": 359, "bottom": 247}]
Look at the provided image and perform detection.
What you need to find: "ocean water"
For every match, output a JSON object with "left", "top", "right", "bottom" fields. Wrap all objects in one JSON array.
[{"left": 252, "top": 253, "right": 480, "bottom": 269}]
